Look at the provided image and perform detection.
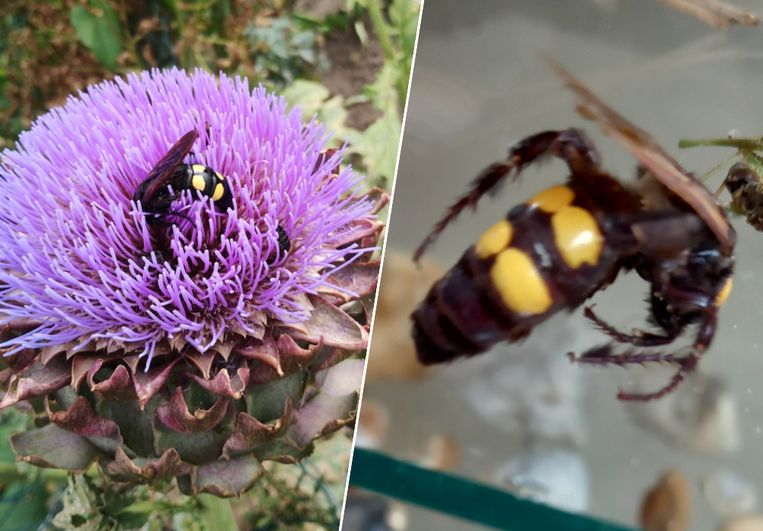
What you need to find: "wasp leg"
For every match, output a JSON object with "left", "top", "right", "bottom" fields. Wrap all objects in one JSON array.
[
  {"left": 414, "top": 128, "right": 601, "bottom": 261},
  {"left": 583, "top": 285, "right": 688, "bottom": 347},
  {"left": 583, "top": 305, "right": 679, "bottom": 347},
  {"left": 570, "top": 308, "right": 717, "bottom": 401},
  {"left": 568, "top": 348, "right": 689, "bottom": 368},
  {"left": 615, "top": 355, "right": 698, "bottom": 401},
  {"left": 617, "top": 311, "right": 716, "bottom": 401}
]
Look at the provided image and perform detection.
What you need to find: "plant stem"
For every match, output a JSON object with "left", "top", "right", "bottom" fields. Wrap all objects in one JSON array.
[
  {"left": 366, "top": 0, "right": 395, "bottom": 62},
  {"left": 0, "top": 463, "right": 98, "bottom": 485},
  {"left": 679, "top": 137, "right": 763, "bottom": 149},
  {"left": 366, "top": 0, "right": 410, "bottom": 108},
  {"left": 0, "top": 463, "right": 94, "bottom": 483}
]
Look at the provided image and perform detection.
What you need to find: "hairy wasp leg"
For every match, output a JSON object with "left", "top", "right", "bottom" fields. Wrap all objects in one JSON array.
[
  {"left": 414, "top": 128, "right": 601, "bottom": 261},
  {"left": 583, "top": 305, "right": 680, "bottom": 347},
  {"left": 570, "top": 308, "right": 717, "bottom": 401}
]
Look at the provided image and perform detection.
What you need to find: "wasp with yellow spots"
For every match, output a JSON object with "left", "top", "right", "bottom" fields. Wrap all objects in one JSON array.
[
  {"left": 135, "top": 129, "right": 293, "bottom": 258},
  {"left": 134, "top": 129, "right": 233, "bottom": 224},
  {"left": 411, "top": 62, "right": 736, "bottom": 401}
]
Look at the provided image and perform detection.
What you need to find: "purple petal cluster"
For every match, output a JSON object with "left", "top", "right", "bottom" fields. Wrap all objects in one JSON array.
[{"left": 0, "top": 69, "right": 375, "bottom": 362}]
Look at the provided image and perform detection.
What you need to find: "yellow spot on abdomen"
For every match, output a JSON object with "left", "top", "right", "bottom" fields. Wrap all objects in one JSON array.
[
  {"left": 476, "top": 219, "right": 513, "bottom": 258},
  {"left": 192, "top": 164, "right": 206, "bottom": 173},
  {"left": 192, "top": 174, "right": 206, "bottom": 192},
  {"left": 491, "top": 248, "right": 553, "bottom": 315},
  {"left": 529, "top": 185, "right": 575, "bottom": 213},
  {"left": 715, "top": 277, "right": 733, "bottom": 307},
  {"left": 551, "top": 206, "right": 603, "bottom": 268},
  {"left": 212, "top": 183, "right": 225, "bottom": 201}
]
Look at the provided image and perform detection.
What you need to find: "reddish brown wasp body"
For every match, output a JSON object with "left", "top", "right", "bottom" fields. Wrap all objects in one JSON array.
[{"left": 411, "top": 62, "right": 735, "bottom": 401}]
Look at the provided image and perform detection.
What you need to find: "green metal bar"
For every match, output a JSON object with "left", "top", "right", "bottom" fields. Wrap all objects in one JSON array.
[{"left": 349, "top": 448, "right": 637, "bottom": 531}]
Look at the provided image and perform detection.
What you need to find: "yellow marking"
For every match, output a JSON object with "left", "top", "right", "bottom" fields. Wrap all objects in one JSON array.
[
  {"left": 551, "top": 206, "right": 603, "bottom": 268},
  {"left": 491, "top": 248, "right": 552, "bottom": 315},
  {"left": 192, "top": 164, "right": 206, "bottom": 173},
  {"left": 212, "top": 183, "right": 225, "bottom": 201},
  {"left": 715, "top": 277, "right": 733, "bottom": 307},
  {"left": 215, "top": 171, "right": 225, "bottom": 181},
  {"left": 475, "top": 219, "right": 513, "bottom": 258},
  {"left": 192, "top": 174, "right": 206, "bottom": 192},
  {"left": 528, "top": 185, "right": 575, "bottom": 213}
]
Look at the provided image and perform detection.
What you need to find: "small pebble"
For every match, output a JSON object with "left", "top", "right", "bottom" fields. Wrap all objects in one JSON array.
[
  {"left": 417, "top": 434, "right": 460, "bottom": 471},
  {"left": 356, "top": 399, "right": 390, "bottom": 449},
  {"left": 496, "top": 448, "right": 589, "bottom": 513},
  {"left": 702, "top": 470, "right": 757, "bottom": 517},
  {"left": 718, "top": 515, "right": 763, "bottom": 531},
  {"left": 386, "top": 502, "right": 408, "bottom": 531},
  {"left": 640, "top": 469, "right": 691, "bottom": 531}
]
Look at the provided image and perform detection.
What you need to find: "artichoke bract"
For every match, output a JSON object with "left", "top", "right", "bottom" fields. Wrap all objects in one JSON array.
[{"left": 0, "top": 69, "right": 382, "bottom": 497}]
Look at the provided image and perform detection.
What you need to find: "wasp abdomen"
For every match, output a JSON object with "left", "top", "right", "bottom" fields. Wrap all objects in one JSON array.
[
  {"left": 412, "top": 181, "right": 628, "bottom": 365},
  {"left": 185, "top": 164, "right": 233, "bottom": 211},
  {"left": 413, "top": 254, "right": 514, "bottom": 364}
]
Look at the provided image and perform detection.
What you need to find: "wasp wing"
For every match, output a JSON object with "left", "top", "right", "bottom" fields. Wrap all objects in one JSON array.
[
  {"left": 133, "top": 129, "right": 198, "bottom": 204},
  {"left": 659, "top": 0, "right": 757, "bottom": 29},
  {"left": 547, "top": 57, "right": 735, "bottom": 252}
]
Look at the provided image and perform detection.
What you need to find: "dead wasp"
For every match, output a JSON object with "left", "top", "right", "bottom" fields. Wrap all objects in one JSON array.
[
  {"left": 411, "top": 61, "right": 735, "bottom": 401},
  {"left": 680, "top": 135, "right": 763, "bottom": 231}
]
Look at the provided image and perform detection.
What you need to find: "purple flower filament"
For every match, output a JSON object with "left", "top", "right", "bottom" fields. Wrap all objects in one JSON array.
[{"left": 0, "top": 69, "right": 375, "bottom": 365}]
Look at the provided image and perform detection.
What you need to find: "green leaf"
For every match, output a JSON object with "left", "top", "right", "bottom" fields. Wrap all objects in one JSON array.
[
  {"left": 390, "top": 0, "right": 420, "bottom": 49},
  {"left": 69, "top": 1, "right": 123, "bottom": 70},
  {"left": 363, "top": 61, "right": 399, "bottom": 114},
  {"left": 744, "top": 151, "right": 763, "bottom": 178},
  {"left": 390, "top": 0, "right": 420, "bottom": 84},
  {"left": 52, "top": 475, "right": 115, "bottom": 531},
  {"left": 198, "top": 494, "right": 238, "bottom": 531},
  {"left": 354, "top": 19, "right": 369, "bottom": 47},
  {"left": 0, "top": 407, "right": 29, "bottom": 463},
  {"left": 282, "top": 80, "right": 330, "bottom": 119},
  {"left": 282, "top": 80, "right": 349, "bottom": 138},
  {"left": 344, "top": 107, "right": 401, "bottom": 183},
  {"left": 1, "top": 480, "right": 51, "bottom": 530}
]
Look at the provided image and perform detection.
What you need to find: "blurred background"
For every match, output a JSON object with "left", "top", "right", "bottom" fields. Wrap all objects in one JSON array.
[
  {"left": 0, "top": 1, "right": 418, "bottom": 529},
  {"left": 347, "top": 1, "right": 763, "bottom": 530}
]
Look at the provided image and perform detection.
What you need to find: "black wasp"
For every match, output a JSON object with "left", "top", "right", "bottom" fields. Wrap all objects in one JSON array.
[
  {"left": 134, "top": 129, "right": 291, "bottom": 256},
  {"left": 133, "top": 129, "right": 233, "bottom": 223}
]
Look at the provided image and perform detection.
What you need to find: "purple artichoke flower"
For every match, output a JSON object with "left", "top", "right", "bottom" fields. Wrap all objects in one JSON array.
[{"left": 0, "top": 68, "right": 384, "bottom": 496}]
